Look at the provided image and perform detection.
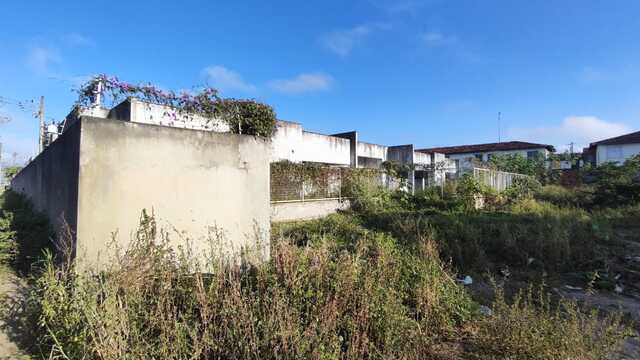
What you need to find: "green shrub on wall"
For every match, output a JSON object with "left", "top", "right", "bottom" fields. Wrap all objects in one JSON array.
[{"left": 77, "top": 75, "right": 278, "bottom": 138}]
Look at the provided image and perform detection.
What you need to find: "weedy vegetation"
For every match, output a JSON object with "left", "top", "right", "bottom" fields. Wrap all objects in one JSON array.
[{"left": 1, "top": 157, "right": 639, "bottom": 359}]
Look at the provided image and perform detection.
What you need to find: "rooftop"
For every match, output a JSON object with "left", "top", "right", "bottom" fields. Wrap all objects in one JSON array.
[{"left": 590, "top": 130, "right": 640, "bottom": 146}]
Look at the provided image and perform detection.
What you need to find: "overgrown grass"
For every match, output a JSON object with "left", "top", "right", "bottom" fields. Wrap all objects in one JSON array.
[
  {"left": 0, "top": 190, "right": 54, "bottom": 274},
  {"left": 472, "top": 282, "right": 632, "bottom": 360},
  {"left": 26, "top": 213, "right": 481, "bottom": 359},
  {"left": 12, "top": 212, "right": 626, "bottom": 359},
  {"left": 1, "top": 180, "right": 635, "bottom": 358}
]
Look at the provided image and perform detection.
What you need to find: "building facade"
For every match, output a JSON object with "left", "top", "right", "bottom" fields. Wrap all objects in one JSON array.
[{"left": 583, "top": 131, "right": 640, "bottom": 166}]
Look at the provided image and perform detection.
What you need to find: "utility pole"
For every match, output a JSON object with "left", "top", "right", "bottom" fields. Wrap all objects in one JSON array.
[
  {"left": 498, "top": 112, "right": 502, "bottom": 143},
  {"left": 37, "top": 96, "right": 44, "bottom": 153}
]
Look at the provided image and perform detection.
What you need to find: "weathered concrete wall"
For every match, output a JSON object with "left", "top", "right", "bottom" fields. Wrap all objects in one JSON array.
[
  {"left": 13, "top": 116, "right": 270, "bottom": 268},
  {"left": 299, "top": 131, "right": 351, "bottom": 165},
  {"left": 333, "top": 131, "right": 358, "bottom": 167},
  {"left": 387, "top": 145, "right": 414, "bottom": 164},
  {"left": 413, "top": 151, "right": 431, "bottom": 166},
  {"left": 271, "top": 120, "right": 304, "bottom": 162},
  {"left": 357, "top": 141, "right": 387, "bottom": 160},
  {"left": 11, "top": 121, "right": 81, "bottom": 238},
  {"left": 271, "top": 199, "right": 349, "bottom": 222},
  {"left": 271, "top": 121, "right": 351, "bottom": 166},
  {"left": 110, "top": 98, "right": 230, "bottom": 132},
  {"left": 76, "top": 117, "right": 270, "bottom": 267}
]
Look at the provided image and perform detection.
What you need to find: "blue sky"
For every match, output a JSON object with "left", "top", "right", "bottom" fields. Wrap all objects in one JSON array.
[{"left": 1, "top": 0, "right": 640, "bottom": 164}]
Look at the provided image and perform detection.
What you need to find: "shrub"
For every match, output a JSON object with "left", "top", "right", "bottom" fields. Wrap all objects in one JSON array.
[
  {"left": 2, "top": 166, "right": 22, "bottom": 182},
  {"left": 358, "top": 202, "right": 607, "bottom": 273},
  {"left": 502, "top": 176, "right": 542, "bottom": 202},
  {"left": 535, "top": 185, "right": 594, "bottom": 208},
  {"left": 412, "top": 187, "right": 465, "bottom": 212},
  {"left": 0, "top": 190, "right": 53, "bottom": 273},
  {"left": 473, "top": 282, "right": 631, "bottom": 359},
  {"left": 586, "top": 155, "right": 640, "bottom": 208},
  {"left": 27, "top": 213, "right": 479, "bottom": 359}
]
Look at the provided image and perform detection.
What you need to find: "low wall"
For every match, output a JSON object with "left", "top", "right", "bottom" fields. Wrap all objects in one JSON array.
[
  {"left": 12, "top": 116, "right": 271, "bottom": 268},
  {"left": 271, "top": 199, "right": 349, "bottom": 222}
]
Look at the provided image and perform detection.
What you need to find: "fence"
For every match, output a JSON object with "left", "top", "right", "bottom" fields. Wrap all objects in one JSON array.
[
  {"left": 471, "top": 167, "right": 530, "bottom": 192},
  {"left": 270, "top": 164, "right": 385, "bottom": 202}
]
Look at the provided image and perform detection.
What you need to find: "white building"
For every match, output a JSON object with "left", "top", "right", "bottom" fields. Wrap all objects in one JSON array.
[
  {"left": 583, "top": 130, "right": 640, "bottom": 166},
  {"left": 417, "top": 141, "right": 555, "bottom": 171}
]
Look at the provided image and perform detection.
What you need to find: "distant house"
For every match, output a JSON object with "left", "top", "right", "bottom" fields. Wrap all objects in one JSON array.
[
  {"left": 417, "top": 141, "right": 555, "bottom": 170},
  {"left": 583, "top": 130, "right": 640, "bottom": 166}
]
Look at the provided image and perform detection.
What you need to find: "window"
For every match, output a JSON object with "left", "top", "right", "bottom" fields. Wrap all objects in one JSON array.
[
  {"left": 606, "top": 145, "right": 623, "bottom": 161},
  {"left": 527, "top": 150, "right": 539, "bottom": 160},
  {"left": 474, "top": 153, "right": 483, "bottom": 161},
  {"left": 487, "top": 154, "right": 494, "bottom": 161}
]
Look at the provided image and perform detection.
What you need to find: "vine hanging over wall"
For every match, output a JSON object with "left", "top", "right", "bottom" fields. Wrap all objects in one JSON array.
[{"left": 76, "top": 75, "right": 277, "bottom": 138}]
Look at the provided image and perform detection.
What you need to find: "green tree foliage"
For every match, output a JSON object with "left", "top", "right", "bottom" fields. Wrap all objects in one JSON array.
[
  {"left": 0, "top": 190, "right": 53, "bottom": 273},
  {"left": 3, "top": 165, "right": 22, "bottom": 182},
  {"left": 488, "top": 154, "right": 556, "bottom": 183},
  {"left": 586, "top": 154, "right": 640, "bottom": 207}
]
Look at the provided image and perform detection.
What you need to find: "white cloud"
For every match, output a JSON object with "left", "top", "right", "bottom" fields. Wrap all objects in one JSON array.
[
  {"left": 62, "top": 33, "right": 95, "bottom": 47},
  {"left": 26, "top": 46, "right": 62, "bottom": 75},
  {"left": 421, "top": 31, "right": 480, "bottom": 63},
  {"left": 321, "top": 25, "right": 371, "bottom": 56},
  {"left": 507, "top": 116, "right": 632, "bottom": 152},
  {"left": 422, "top": 31, "right": 457, "bottom": 47},
  {"left": 320, "top": 23, "right": 394, "bottom": 56},
  {"left": 202, "top": 65, "right": 256, "bottom": 93},
  {"left": 268, "top": 73, "right": 334, "bottom": 94}
]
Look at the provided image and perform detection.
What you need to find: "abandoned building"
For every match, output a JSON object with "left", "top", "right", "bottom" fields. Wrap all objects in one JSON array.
[
  {"left": 10, "top": 97, "right": 545, "bottom": 267},
  {"left": 417, "top": 141, "right": 555, "bottom": 171}
]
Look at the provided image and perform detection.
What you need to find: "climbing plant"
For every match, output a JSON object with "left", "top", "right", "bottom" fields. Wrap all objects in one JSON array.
[{"left": 76, "top": 75, "right": 277, "bottom": 137}]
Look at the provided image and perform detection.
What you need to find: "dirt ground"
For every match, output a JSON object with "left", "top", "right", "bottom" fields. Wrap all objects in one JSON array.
[{"left": 0, "top": 268, "right": 30, "bottom": 359}]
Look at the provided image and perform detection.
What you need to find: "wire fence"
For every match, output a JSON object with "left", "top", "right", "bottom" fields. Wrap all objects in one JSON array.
[
  {"left": 270, "top": 165, "right": 385, "bottom": 202},
  {"left": 270, "top": 163, "right": 530, "bottom": 202}
]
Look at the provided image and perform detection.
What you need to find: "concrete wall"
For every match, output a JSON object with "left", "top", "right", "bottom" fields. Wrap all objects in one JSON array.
[
  {"left": 271, "top": 199, "right": 349, "bottom": 222},
  {"left": 387, "top": 145, "right": 414, "bottom": 164},
  {"left": 271, "top": 121, "right": 351, "bottom": 166},
  {"left": 271, "top": 120, "right": 304, "bottom": 162},
  {"left": 10, "top": 121, "right": 81, "bottom": 238},
  {"left": 413, "top": 151, "right": 431, "bottom": 166},
  {"left": 110, "top": 98, "right": 230, "bottom": 132},
  {"left": 596, "top": 143, "right": 640, "bottom": 165},
  {"left": 357, "top": 141, "right": 387, "bottom": 160},
  {"left": 299, "top": 131, "right": 351, "bottom": 165},
  {"left": 333, "top": 131, "right": 358, "bottom": 167},
  {"left": 13, "top": 116, "right": 270, "bottom": 268}
]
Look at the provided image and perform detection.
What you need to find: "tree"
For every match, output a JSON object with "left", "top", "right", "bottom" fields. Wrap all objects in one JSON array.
[
  {"left": 3, "top": 166, "right": 22, "bottom": 182},
  {"left": 487, "top": 154, "right": 553, "bottom": 183}
]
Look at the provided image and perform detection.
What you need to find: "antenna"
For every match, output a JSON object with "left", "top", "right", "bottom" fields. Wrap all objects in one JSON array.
[{"left": 498, "top": 112, "right": 501, "bottom": 143}]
